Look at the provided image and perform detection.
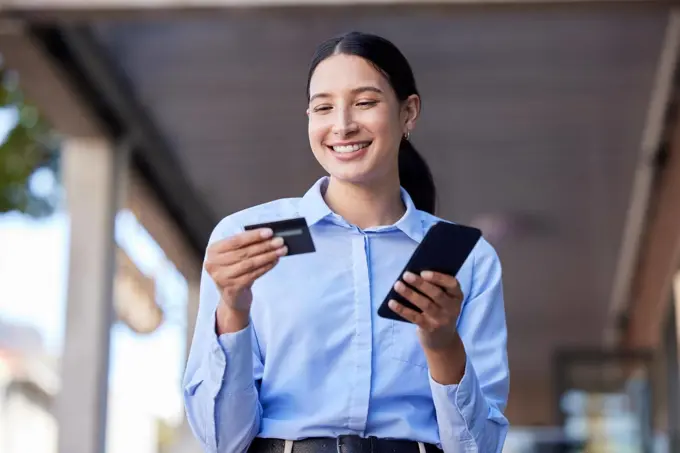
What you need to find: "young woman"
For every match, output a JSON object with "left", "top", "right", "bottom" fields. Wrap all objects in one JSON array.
[{"left": 183, "top": 32, "right": 509, "bottom": 453}]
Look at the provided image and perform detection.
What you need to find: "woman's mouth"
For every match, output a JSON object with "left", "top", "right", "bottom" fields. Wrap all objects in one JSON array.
[
  {"left": 327, "top": 141, "right": 372, "bottom": 161},
  {"left": 329, "top": 142, "right": 371, "bottom": 153}
]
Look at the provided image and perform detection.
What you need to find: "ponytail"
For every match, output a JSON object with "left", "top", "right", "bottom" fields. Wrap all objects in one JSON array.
[{"left": 398, "top": 138, "right": 436, "bottom": 215}]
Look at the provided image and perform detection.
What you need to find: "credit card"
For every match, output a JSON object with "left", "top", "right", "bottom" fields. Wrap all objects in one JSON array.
[{"left": 244, "top": 217, "right": 316, "bottom": 256}]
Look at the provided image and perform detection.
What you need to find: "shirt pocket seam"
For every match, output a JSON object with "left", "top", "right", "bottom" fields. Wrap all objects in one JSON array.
[{"left": 389, "top": 320, "right": 430, "bottom": 369}]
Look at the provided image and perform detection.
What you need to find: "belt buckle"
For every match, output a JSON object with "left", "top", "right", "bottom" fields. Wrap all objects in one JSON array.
[{"left": 337, "top": 435, "right": 370, "bottom": 453}]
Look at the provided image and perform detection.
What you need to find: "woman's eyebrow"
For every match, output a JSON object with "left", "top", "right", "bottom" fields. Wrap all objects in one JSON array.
[{"left": 309, "top": 86, "right": 383, "bottom": 103}]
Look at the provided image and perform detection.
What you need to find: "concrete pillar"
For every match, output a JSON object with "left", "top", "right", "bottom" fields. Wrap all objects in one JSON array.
[
  {"left": 56, "top": 137, "right": 122, "bottom": 453},
  {"left": 667, "top": 277, "right": 680, "bottom": 453}
]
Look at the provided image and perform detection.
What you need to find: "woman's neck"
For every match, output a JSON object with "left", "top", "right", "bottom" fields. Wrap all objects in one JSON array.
[{"left": 323, "top": 176, "right": 406, "bottom": 229}]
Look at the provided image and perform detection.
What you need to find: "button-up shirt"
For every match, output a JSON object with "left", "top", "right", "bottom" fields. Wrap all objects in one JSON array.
[{"left": 183, "top": 177, "right": 509, "bottom": 453}]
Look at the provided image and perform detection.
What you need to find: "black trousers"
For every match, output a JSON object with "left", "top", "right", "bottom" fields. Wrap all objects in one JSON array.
[{"left": 248, "top": 436, "right": 443, "bottom": 453}]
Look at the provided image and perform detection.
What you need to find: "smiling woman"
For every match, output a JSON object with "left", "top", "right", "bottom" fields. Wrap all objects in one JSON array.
[
  {"left": 183, "top": 31, "right": 509, "bottom": 453},
  {"left": 306, "top": 33, "right": 436, "bottom": 217}
]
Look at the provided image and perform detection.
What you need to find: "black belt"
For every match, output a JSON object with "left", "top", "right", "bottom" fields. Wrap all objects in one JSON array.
[{"left": 248, "top": 436, "right": 442, "bottom": 453}]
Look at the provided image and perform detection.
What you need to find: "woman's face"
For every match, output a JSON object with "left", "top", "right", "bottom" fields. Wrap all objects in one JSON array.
[{"left": 307, "top": 54, "right": 419, "bottom": 187}]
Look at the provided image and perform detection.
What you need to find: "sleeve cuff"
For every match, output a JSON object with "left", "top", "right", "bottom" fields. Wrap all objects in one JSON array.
[
  {"left": 429, "top": 357, "right": 487, "bottom": 442},
  {"left": 203, "top": 320, "right": 254, "bottom": 394}
]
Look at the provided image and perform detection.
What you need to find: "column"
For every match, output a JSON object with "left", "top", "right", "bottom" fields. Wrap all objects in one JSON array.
[
  {"left": 56, "top": 137, "right": 121, "bottom": 453},
  {"left": 668, "top": 277, "right": 680, "bottom": 453}
]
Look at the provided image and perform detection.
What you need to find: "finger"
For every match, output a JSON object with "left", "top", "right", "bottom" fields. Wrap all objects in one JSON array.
[
  {"left": 420, "top": 271, "right": 463, "bottom": 299},
  {"left": 211, "top": 228, "right": 274, "bottom": 254},
  {"left": 221, "top": 259, "right": 279, "bottom": 302},
  {"left": 393, "top": 280, "right": 443, "bottom": 318},
  {"left": 234, "top": 259, "right": 278, "bottom": 288},
  {"left": 402, "top": 272, "right": 446, "bottom": 306},
  {"left": 387, "top": 299, "right": 436, "bottom": 330},
  {"left": 210, "top": 236, "right": 285, "bottom": 266},
  {"left": 217, "top": 247, "right": 287, "bottom": 281}
]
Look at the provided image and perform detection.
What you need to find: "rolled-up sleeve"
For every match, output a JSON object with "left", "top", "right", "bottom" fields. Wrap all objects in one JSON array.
[
  {"left": 183, "top": 219, "right": 263, "bottom": 453},
  {"left": 430, "top": 238, "right": 510, "bottom": 453}
]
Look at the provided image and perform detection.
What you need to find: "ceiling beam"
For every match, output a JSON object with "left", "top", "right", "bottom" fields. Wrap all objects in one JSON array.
[
  {"left": 1, "top": 22, "right": 211, "bottom": 259},
  {"left": 0, "top": 0, "right": 673, "bottom": 22},
  {"left": 0, "top": 0, "right": 670, "bottom": 7},
  {"left": 0, "top": 21, "right": 101, "bottom": 137},
  {"left": 625, "top": 96, "right": 680, "bottom": 350},
  {"left": 0, "top": 22, "right": 207, "bottom": 278},
  {"left": 126, "top": 168, "right": 202, "bottom": 282},
  {"left": 42, "top": 25, "right": 216, "bottom": 256},
  {"left": 605, "top": 9, "right": 680, "bottom": 345},
  {"left": 0, "top": 0, "right": 670, "bottom": 6}
]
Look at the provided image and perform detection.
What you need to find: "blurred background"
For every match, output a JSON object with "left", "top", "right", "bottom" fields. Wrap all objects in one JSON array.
[{"left": 1, "top": 1, "right": 680, "bottom": 452}]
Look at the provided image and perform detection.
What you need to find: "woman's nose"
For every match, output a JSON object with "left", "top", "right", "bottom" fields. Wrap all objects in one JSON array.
[{"left": 332, "top": 108, "right": 359, "bottom": 137}]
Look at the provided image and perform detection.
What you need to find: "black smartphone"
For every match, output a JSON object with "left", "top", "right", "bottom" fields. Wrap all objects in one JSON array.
[
  {"left": 377, "top": 221, "right": 482, "bottom": 323},
  {"left": 244, "top": 217, "right": 316, "bottom": 256}
]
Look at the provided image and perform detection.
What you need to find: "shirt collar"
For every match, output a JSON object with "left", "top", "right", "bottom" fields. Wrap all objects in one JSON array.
[
  {"left": 299, "top": 176, "right": 425, "bottom": 243},
  {"left": 298, "top": 177, "right": 334, "bottom": 226}
]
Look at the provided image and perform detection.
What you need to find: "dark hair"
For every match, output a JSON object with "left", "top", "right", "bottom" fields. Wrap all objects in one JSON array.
[{"left": 306, "top": 31, "right": 437, "bottom": 215}]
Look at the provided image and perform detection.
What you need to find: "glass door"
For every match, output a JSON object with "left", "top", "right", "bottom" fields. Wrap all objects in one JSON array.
[{"left": 554, "top": 349, "right": 655, "bottom": 453}]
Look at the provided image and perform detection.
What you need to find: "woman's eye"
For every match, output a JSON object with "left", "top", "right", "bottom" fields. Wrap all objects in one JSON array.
[
  {"left": 356, "top": 100, "right": 377, "bottom": 108},
  {"left": 313, "top": 105, "right": 332, "bottom": 113}
]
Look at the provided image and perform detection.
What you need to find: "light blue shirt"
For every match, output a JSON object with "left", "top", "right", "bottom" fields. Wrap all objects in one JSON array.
[{"left": 183, "top": 177, "right": 510, "bottom": 453}]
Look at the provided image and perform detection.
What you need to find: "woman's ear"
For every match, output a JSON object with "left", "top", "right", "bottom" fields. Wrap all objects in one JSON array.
[{"left": 402, "top": 94, "right": 421, "bottom": 134}]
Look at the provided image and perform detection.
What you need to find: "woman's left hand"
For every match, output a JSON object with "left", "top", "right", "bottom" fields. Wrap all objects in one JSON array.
[{"left": 389, "top": 270, "right": 463, "bottom": 350}]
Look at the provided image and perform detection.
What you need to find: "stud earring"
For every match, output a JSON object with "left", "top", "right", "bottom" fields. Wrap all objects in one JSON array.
[{"left": 404, "top": 131, "right": 411, "bottom": 141}]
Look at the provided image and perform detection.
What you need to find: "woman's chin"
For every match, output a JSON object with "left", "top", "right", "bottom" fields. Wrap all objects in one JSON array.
[{"left": 327, "top": 167, "right": 378, "bottom": 186}]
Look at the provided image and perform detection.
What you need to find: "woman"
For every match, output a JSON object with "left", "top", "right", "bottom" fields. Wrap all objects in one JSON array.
[{"left": 183, "top": 32, "right": 509, "bottom": 453}]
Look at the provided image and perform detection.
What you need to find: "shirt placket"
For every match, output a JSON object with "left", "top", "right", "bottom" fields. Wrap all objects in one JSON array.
[{"left": 346, "top": 231, "right": 374, "bottom": 434}]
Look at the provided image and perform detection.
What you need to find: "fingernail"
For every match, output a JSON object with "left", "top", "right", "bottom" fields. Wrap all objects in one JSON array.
[
  {"left": 276, "top": 246, "right": 288, "bottom": 256},
  {"left": 403, "top": 272, "right": 416, "bottom": 283},
  {"left": 388, "top": 300, "right": 398, "bottom": 309},
  {"left": 394, "top": 281, "right": 405, "bottom": 291},
  {"left": 260, "top": 228, "right": 273, "bottom": 238},
  {"left": 421, "top": 271, "right": 433, "bottom": 279},
  {"left": 271, "top": 237, "right": 284, "bottom": 247}
]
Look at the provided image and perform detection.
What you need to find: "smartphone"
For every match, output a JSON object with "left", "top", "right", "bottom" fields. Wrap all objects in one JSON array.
[{"left": 377, "top": 221, "right": 482, "bottom": 323}]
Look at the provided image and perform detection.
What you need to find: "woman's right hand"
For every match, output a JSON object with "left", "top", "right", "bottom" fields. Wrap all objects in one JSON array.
[{"left": 204, "top": 228, "right": 287, "bottom": 334}]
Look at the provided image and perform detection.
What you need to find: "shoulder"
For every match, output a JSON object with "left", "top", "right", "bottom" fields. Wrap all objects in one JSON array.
[
  {"left": 418, "top": 210, "right": 501, "bottom": 268},
  {"left": 207, "top": 197, "right": 303, "bottom": 245}
]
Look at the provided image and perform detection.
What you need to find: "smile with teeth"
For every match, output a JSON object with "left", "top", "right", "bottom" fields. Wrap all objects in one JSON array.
[{"left": 330, "top": 142, "right": 371, "bottom": 153}]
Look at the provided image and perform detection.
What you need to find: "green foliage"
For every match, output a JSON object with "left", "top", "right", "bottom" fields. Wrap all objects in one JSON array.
[{"left": 0, "top": 62, "right": 61, "bottom": 218}]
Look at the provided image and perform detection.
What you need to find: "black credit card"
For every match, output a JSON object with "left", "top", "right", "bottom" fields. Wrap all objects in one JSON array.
[{"left": 244, "top": 217, "right": 316, "bottom": 256}]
